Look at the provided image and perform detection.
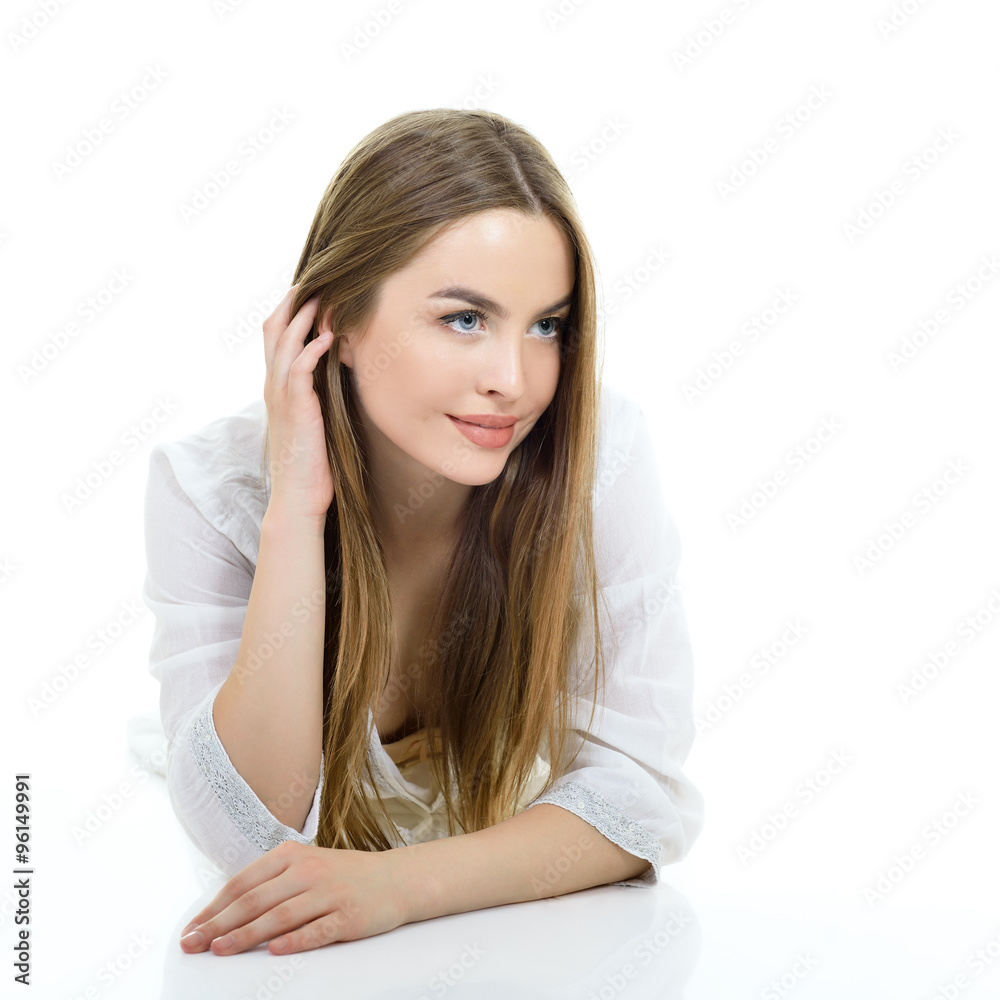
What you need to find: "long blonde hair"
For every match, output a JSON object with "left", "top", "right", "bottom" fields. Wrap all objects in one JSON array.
[{"left": 263, "top": 108, "right": 608, "bottom": 850}]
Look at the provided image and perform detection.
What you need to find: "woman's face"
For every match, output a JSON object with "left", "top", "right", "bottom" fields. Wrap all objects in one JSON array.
[{"left": 327, "top": 208, "right": 575, "bottom": 501}]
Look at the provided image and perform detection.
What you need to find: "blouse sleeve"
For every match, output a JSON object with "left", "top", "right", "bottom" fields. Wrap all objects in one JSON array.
[
  {"left": 522, "top": 401, "right": 704, "bottom": 888},
  {"left": 142, "top": 443, "right": 325, "bottom": 879}
]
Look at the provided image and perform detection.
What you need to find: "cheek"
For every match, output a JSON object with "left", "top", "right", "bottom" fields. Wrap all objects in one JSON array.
[
  {"left": 396, "top": 340, "right": 465, "bottom": 385},
  {"left": 389, "top": 346, "right": 451, "bottom": 392},
  {"left": 358, "top": 346, "right": 457, "bottom": 426},
  {"left": 530, "top": 348, "right": 562, "bottom": 401},
  {"left": 354, "top": 334, "right": 432, "bottom": 391}
]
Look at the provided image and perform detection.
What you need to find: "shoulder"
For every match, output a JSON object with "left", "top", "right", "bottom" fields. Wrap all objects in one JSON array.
[
  {"left": 592, "top": 380, "right": 651, "bottom": 507},
  {"left": 147, "top": 398, "right": 269, "bottom": 564},
  {"left": 590, "top": 381, "right": 681, "bottom": 583}
]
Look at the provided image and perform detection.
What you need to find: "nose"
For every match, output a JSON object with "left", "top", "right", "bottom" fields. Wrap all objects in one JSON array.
[{"left": 474, "top": 326, "right": 527, "bottom": 400}]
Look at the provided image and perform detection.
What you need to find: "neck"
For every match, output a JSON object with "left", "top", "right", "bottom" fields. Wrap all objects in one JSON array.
[{"left": 370, "top": 478, "right": 468, "bottom": 559}]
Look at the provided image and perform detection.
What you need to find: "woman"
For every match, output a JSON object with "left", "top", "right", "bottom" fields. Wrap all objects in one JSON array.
[{"left": 143, "top": 108, "right": 703, "bottom": 957}]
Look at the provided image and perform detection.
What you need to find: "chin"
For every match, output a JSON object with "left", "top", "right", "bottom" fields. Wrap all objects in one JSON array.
[{"left": 440, "top": 449, "right": 513, "bottom": 486}]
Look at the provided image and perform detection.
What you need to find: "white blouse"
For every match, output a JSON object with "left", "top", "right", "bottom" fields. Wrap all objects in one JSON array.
[{"left": 140, "top": 381, "right": 704, "bottom": 889}]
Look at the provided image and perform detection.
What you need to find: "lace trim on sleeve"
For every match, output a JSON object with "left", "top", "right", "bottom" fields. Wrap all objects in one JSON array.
[
  {"left": 524, "top": 779, "right": 660, "bottom": 887},
  {"left": 189, "top": 698, "right": 318, "bottom": 854}
]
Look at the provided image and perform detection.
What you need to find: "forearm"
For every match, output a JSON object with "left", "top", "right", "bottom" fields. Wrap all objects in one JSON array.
[
  {"left": 392, "top": 803, "right": 652, "bottom": 923},
  {"left": 212, "top": 506, "right": 326, "bottom": 830}
]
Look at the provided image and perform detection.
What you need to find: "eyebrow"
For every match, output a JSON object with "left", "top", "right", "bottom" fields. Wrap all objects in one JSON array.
[{"left": 428, "top": 285, "right": 573, "bottom": 320}]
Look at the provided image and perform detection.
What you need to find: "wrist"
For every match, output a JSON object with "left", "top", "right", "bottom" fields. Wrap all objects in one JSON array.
[
  {"left": 388, "top": 841, "right": 442, "bottom": 925},
  {"left": 262, "top": 503, "right": 327, "bottom": 538}
]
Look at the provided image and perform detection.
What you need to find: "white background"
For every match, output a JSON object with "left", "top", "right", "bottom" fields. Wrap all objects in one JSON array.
[{"left": 3, "top": 0, "right": 999, "bottom": 997}]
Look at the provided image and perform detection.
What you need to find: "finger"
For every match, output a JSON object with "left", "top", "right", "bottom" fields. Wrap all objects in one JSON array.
[
  {"left": 179, "top": 849, "right": 293, "bottom": 950},
  {"left": 262, "top": 285, "right": 298, "bottom": 372},
  {"left": 268, "top": 904, "right": 360, "bottom": 955},
  {"left": 270, "top": 294, "right": 322, "bottom": 384},
  {"left": 208, "top": 890, "right": 319, "bottom": 956},
  {"left": 285, "top": 329, "right": 334, "bottom": 394},
  {"left": 182, "top": 876, "right": 299, "bottom": 955}
]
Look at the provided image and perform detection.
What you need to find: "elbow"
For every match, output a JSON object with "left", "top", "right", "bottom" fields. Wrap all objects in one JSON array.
[{"left": 261, "top": 768, "right": 321, "bottom": 834}]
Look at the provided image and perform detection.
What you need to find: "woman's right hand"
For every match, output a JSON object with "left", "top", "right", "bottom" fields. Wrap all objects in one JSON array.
[{"left": 262, "top": 286, "right": 336, "bottom": 526}]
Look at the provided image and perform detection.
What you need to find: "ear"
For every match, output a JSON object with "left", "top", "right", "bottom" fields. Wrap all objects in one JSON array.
[{"left": 317, "top": 309, "right": 355, "bottom": 370}]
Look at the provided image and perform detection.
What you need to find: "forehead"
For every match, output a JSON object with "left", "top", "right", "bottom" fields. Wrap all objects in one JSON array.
[
  {"left": 424, "top": 208, "right": 565, "bottom": 251},
  {"left": 396, "top": 209, "right": 575, "bottom": 289}
]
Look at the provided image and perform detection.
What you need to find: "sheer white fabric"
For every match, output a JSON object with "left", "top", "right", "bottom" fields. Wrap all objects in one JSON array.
[{"left": 139, "top": 382, "right": 704, "bottom": 887}]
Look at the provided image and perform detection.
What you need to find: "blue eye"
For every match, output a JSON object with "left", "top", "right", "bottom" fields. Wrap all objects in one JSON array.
[
  {"left": 440, "top": 309, "right": 566, "bottom": 340},
  {"left": 533, "top": 317, "right": 564, "bottom": 339},
  {"left": 442, "top": 309, "right": 487, "bottom": 335}
]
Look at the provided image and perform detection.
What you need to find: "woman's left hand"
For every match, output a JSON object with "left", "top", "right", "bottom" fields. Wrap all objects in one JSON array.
[{"left": 179, "top": 840, "right": 413, "bottom": 956}]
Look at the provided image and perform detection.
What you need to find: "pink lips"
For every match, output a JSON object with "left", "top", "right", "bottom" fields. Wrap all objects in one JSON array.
[
  {"left": 447, "top": 414, "right": 515, "bottom": 448},
  {"left": 449, "top": 413, "right": 517, "bottom": 428}
]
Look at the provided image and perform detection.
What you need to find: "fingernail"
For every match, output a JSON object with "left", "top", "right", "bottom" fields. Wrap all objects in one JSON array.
[
  {"left": 214, "top": 934, "right": 234, "bottom": 950},
  {"left": 181, "top": 930, "right": 203, "bottom": 948},
  {"left": 181, "top": 920, "right": 197, "bottom": 936}
]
